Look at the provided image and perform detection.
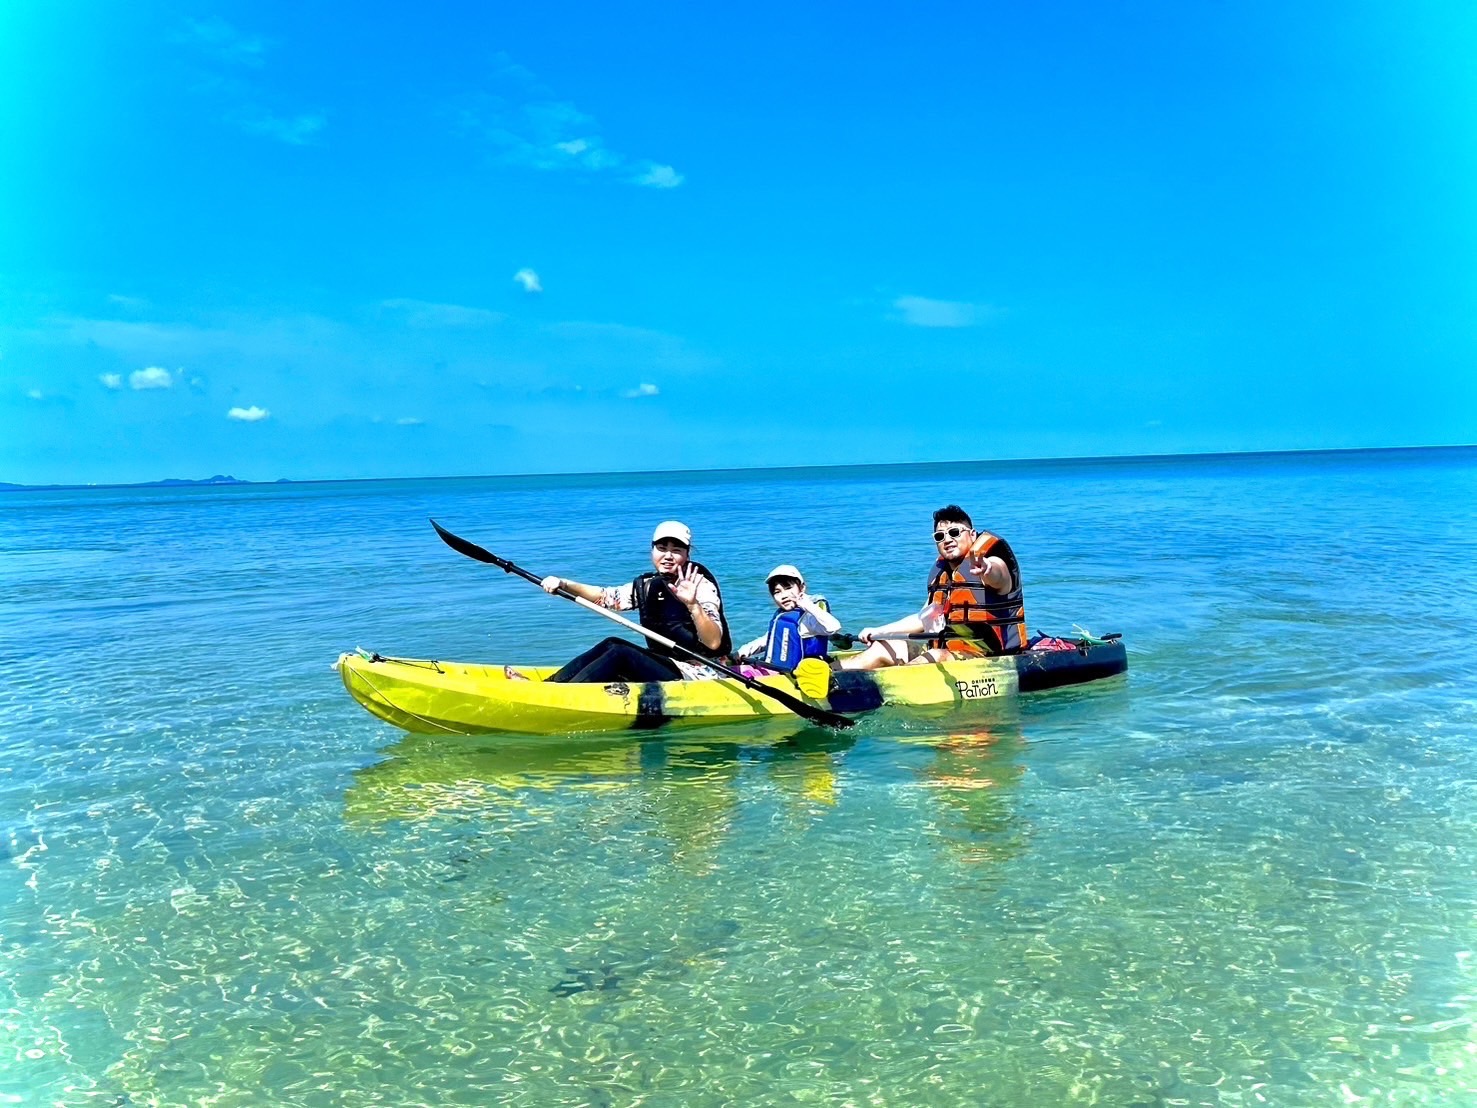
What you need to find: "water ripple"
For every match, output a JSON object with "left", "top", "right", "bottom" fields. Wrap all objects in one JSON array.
[{"left": 3, "top": 453, "right": 1477, "bottom": 1104}]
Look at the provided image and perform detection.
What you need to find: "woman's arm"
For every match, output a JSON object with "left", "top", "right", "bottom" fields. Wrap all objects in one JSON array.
[{"left": 540, "top": 575, "right": 604, "bottom": 603}]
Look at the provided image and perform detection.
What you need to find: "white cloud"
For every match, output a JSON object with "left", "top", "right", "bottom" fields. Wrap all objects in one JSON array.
[
  {"left": 24, "top": 308, "right": 709, "bottom": 436},
  {"left": 227, "top": 405, "right": 270, "bottom": 422},
  {"left": 380, "top": 298, "right": 503, "bottom": 328},
  {"left": 513, "top": 268, "right": 543, "bottom": 294},
  {"left": 396, "top": 417, "right": 423, "bottom": 426},
  {"left": 184, "top": 17, "right": 269, "bottom": 66},
  {"left": 621, "top": 383, "right": 659, "bottom": 398},
  {"left": 457, "top": 55, "right": 682, "bottom": 188},
  {"left": 244, "top": 113, "right": 326, "bottom": 145},
  {"left": 26, "top": 388, "right": 43, "bottom": 400},
  {"left": 634, "top": 163, "right": 684, "bottom": 189},
  {"left": 541, "top": 321, "right": 717, "bottom": 376},
  {"left": 892, "top": 295, "right": 1000, "bottom": 329},
  {"left": 181, "top": 17, "right": 327, "bottom": 146},
  {"left": 556, "top": 138, "right": 619, "bottom": 170},
  {"left": 130, "top": 366, "right": 174, "bottom": 389},
  {"left": 100, "top": 373, "right": 123, "bottom": 389},
  {"left": 41, "top": 313, "right": 350, "bottom": 366},
  {"left": 107, "top": 294, "right": 150, "bottom": 311}
]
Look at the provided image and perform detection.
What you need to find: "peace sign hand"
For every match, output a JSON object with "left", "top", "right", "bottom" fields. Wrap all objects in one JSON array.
[{"left": 971, "top": 554, "right": 1003, "bottom": 589}]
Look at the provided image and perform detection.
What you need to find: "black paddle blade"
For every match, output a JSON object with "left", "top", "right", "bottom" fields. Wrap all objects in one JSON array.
[
  {"left": 757, "top": 682, "right": 855, "bottom": 730},
  {"left": 431, "top": 519, "right": 502, "bottom": 566}
]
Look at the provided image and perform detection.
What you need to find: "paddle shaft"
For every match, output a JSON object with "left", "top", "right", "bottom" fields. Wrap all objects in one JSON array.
[
  {"left": 827, "top": 630, "right": 1120, "bottom": 649},
  {"left": 824, "top": 631, "right": 939, "bottom": 650},
  {"left": 430, "top": 520, "right": 856, "bottom": 729}
]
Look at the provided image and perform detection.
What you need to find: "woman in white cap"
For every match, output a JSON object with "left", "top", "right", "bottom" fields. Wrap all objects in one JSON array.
[
  {"left": 539, "top": 521, "right": 733, "bottom": 683},
  {"left": 734, "top": 565, "right": 842, "bottom": 672}
]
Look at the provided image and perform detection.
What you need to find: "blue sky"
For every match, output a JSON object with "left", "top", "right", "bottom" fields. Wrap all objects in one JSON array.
[{"left": 3, "top": 1, "right": 1475, "bottom": 484}]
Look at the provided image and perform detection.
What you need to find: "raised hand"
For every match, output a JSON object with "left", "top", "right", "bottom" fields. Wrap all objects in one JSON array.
[
  {"left": 671, "top": 563, "right": 702, "bottom": 606},
  {"left": 969, "top": 553, "right": 997, "bottom": 586}
]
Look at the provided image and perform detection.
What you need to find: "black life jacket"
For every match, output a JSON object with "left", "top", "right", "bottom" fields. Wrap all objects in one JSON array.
[{"left": 632, "top": 562, "right": 732, "bottom": 660}]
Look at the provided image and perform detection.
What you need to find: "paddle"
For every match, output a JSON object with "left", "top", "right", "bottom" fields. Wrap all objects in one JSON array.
[
  {"left": 825, "top": 630, "right": 1121, "bottom": 648},
  {"left": 429, "top": 520, "right": 856, "bottom": 730},
  {"left": 823, "top": 631, "right": 934, "bottom": 650}
]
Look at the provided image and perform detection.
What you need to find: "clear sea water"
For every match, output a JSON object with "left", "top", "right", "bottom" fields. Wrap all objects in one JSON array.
[{"left": 3, "top": 448, "right": 1476, "bottom": 1107}]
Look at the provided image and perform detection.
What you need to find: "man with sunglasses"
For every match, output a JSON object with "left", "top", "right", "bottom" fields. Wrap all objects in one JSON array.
[{"left": 839, "top": 505, "right": 1026, "bottom": 670}]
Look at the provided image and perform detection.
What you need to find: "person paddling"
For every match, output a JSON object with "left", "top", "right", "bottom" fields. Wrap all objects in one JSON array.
[
  {"left": 735, "top": 565, "right": 841, "bottom": 672},
  {"left": 840, "top": 505, "right": 1026, "bottom": 671},
  {"left": 539, "top": 521, "right": 733, "bottom": 683}
]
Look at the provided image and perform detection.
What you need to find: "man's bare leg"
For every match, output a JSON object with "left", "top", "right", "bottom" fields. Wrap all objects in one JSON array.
[{"left": 839, "top": 640, "right": 910, "bottom": 670}]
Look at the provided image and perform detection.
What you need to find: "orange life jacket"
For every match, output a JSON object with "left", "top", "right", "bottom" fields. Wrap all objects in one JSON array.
[{"left": 926, "top": 530, "right": 1026, "bottom": 656}]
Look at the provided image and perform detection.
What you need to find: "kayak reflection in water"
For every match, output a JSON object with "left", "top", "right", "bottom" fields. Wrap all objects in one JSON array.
[{"left": 539, "top": 520, "right": 734, "bottom": 683}]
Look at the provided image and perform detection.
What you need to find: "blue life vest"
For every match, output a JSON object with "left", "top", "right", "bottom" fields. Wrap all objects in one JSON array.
[{"left": 761, "top": 601, "right": 831, "bottom": 672}]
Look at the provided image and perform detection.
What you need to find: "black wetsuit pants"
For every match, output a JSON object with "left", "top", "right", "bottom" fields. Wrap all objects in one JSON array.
[{"left": 545, "top": 637, "right": 684, "bottom": 684}]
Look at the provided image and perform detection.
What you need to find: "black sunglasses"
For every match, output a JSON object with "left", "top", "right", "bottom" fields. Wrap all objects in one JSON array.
[{"left": 933, "top": 526, "right": 968, "bottom": 543}]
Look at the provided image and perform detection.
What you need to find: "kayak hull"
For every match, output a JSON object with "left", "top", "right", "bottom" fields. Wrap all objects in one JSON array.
[{"left": 336, "top": 637, "right": 1127, "bottom": 737}]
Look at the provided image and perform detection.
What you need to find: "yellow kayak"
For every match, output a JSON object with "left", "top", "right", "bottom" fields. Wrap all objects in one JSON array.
[{"left": 336, "top": 635, "right": 1127, "bottom": 736}]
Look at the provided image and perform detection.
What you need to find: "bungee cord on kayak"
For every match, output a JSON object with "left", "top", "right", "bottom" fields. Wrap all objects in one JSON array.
[{"left": 339, "top": 653, "right": 464, "bottom": 735}]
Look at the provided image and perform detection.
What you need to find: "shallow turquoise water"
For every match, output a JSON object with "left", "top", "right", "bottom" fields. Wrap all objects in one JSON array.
[{"left": 3, "top": 449, "right": 1476, "bottom": 1105}]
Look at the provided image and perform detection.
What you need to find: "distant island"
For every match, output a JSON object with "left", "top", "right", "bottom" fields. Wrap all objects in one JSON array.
[
  {"left": 0, "top": 474, "right": 260, "bottom": 491},
  {"left": 145, "top": 475, "right": 248, "bottom": 487},
  {"left": 3, "top": 444, "right": 1473, "bottom": 492}
]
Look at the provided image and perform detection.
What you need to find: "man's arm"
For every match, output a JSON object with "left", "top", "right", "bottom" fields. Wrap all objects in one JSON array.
[
  {"left": 972, "top": 555, "right": 1014, "bottom": 592},
  {"left": 857, "top": 611, "right": 928, "bottom": 643}
]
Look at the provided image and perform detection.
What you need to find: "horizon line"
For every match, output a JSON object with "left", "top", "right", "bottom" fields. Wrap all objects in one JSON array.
[{"left": 4, "top": 442, "right": 1475, "bottom": 492}]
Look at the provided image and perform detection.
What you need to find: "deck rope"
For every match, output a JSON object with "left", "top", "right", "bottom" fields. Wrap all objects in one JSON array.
[{"left": 348, "top": 662, "right": 463, "bottom": 735}]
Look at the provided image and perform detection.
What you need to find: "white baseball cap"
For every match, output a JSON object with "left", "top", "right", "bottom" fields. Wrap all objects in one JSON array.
[
  {"left": 765, "top": 564, "right": 804, "bottom": 585},
  {"left": 651, "top": 520, "right": 692, "bottom": 547}
]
